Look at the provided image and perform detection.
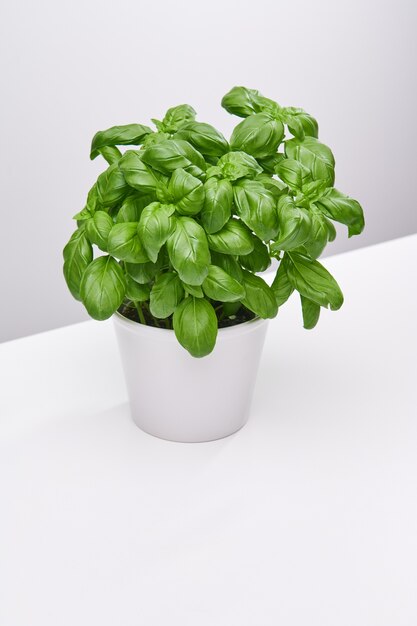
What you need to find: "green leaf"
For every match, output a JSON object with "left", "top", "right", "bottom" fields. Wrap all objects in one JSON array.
[
  {"left": 300, "top": 294, "right": 321, "bottom": 329},
  {"left": 241, "top": 270, "right": 278, "bottom": 319},
  {"left": 302, "top": 210, "right": 330, "bottom": 259},
  {"left": 182, "top": 282, "right": 204, "bottom": 297},
  {"left": 200, "top": 178, "right": 233, "bottom": 233},
  {"left": 97, "top": 146, "right": 122, "bottom": 165},
  {"left": 167, "top": 217, "right": 210, "bottom": 285},
  {"left": 125, "top": 276, "right": 151, "bottom": 302},
  {"left": 256, "top": 173, "right": 288, "bottom": 199},
  {"left": 142, "top": 139, "right": 206, "bottom": 178},
  {"left": 233, "top": 179, "right": 279, "bottom": 241},
  {"left": 116, "top": 194, "right": 154, "bottom": 223},
  {"left": 125, "top": 259, "right": 160, "bottom": 284},
  {"left": 221, "top": 86, "right": 267, "bottom": 118},
  {"left": 149, "top": 272, "right": 184, "bottom": 318},
  {"left": 270, "top": 195, "right": 311, "bottom": 251},
  {"left": 80, "top": 256, "right": 126, "bottom": 320},
  {"left": 299, "top": 180, "right": 329, "bottom": 204},
  {"left": 73, "top": 184, "right": 100, "bottom": 221},
  {"left": 108, "top": 222, "right": 149, "bottom": 262},
  {"left": 73, "top": 206, "right": 94, "bottom": 222},
  {"left": 96, "top": 163, "right": 129, "bottom": 208},
  {"left": 282, "top": 107, "right": 318, "bottom": 140},
  {"left": 315, "top": 188, "right": 365, "bottom": 236},
  {"left": 86, "top": 211, "right": 113, "bottom": 250},
  {"left": 285, "top": 136, "right": 335, "bottom": 186},
  {"left": 230, "top": 113, "right": 284, "bottom": 158},
  {"left": 216, "top": 151, "right": 262, "bottom": 181},
  {"left": 202, "top": 265, "right": 245, "bottom": 302},
  {"left": 90, "top": 124, "right": 152, "bottom": 159},
  {"left": 207, "top": 218, "right": 254, "bottom": 255},
  {"left": 161, "top": 104, "right": 196, "bottom": 133},
  {"left": 326, "top": 216, "right": 337, "bottom": 242},
  {"left": 143, "top": 130, "right": 170, "bottom": 147},
  {"left": 63, "top": 227, "right": 93, "bottom": 300},
  {"left": 275, "top": 159, "right": 312, "bottom": 192},
  {"left": 168, "top": 168, "right": 205, "bottom": 215},
  {"left": 239, "top": 236, "right": 271, "bottom": 272},
  {"left": 174, "top": 121, "right": 229, "bottom": 157},
  {"left": 271, "top": 259, "right": 294, "bottom": 307},
  {"left": 173, "top": 297, "right": 218, "bottom": 357},
  {"left": 119, "top": 150, "right": 167, "bottom": 193},
  {"left": 209, "top": 251, "right": 243, "bottom": 281},
  {"left": 137, "top": 202, "right": 174, "bottom": 263},
  {"left": 285, "top": 252, "right": 344, "bottom": 310},
  {"left": 256, "top": 153, "right": 285, "bottom": 175}
]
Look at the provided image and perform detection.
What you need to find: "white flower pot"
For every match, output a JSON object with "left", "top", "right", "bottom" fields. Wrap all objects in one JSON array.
[{"left": 113, "top": 312, "right": 269, "bottom": 442}]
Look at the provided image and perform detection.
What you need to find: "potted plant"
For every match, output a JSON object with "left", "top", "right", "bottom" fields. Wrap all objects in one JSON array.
[{"left": 63, "top": 86, "right": 364, "bottom": 442}]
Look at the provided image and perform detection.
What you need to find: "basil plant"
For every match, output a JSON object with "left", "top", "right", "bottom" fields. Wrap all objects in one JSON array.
[{"left": 63, "top": 86, "right": 364, "bottom": 357}]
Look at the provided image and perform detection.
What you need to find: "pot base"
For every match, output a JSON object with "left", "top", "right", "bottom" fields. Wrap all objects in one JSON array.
[{"left": 130, "top": 415, "right": 249, "bottom": 444}]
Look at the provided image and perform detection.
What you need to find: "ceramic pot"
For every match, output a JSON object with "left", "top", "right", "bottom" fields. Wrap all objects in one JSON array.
[{"left": 113, "top": 312, "right": 268, "bottom": 443}]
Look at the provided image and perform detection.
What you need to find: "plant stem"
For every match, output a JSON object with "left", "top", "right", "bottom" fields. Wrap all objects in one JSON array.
[{"left": 135, "top": 302, "right": 146, "bottom": 325}]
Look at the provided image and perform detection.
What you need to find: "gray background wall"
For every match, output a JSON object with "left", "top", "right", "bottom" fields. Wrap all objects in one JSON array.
[{"left": 1, "top": 0, "right": 416, "bottom": 343}]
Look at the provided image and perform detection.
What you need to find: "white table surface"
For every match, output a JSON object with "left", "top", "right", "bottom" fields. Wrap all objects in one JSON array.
[{"left": 1, "top": 235, "right": 416, "bottom": 626}]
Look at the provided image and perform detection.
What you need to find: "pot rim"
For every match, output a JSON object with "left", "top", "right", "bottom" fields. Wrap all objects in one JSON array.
[{"left": 113, "top": 310, "right": 268, "bottom": 340}]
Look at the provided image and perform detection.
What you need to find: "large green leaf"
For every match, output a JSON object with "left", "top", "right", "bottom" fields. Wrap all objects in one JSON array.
[
  {"left": 63, "top": 227, "right": 93, "bottom": 300},
  {"left": 96, "top": 163, "right": 129, "bottom": 208},
  {"left": 300, "top": 294, "right": 321, "bottom": 329},
  {"left": 315, "top": 188, "right": 365, "bottom": 236},
  {"left": 86, "top": 211, "right": 113, "bottom": 250},
  {"left": 207, "top": 218, "right": 254, "bottom": 255},
  {"left": 125, "top": 259, "right": 161, "bottom": 284},
  {"left": 233, "top": 179, "right": 279, "bottom": 241},
  {"left": 174, "top": 121, "right": 229, "bottom": 157},
  {"left": 182, "top": 282, "right": 204, "bottom": 297},
  {"left": 116, "top": 194, "right": 155, "bottom": 223},
  {"left": 270, "top": 259, "right": 294, "bottom": 307},
  {"left": 241, "top": 270, "right": 278, "bottom": 318},
  {"left": 149, "top": 272, "right": 184, "bottom": 318},
  {"left": 270, "top": 195, "right": 311, "bottom": 251},
  {"left": 168, "top": 168, "right": 205, "bottom": 215},
  {"left": 142, "top": 139, "right": 206, "bottom": 178},
  {"left": 256, "top": 173, "right": 287, "bottom": 199},
  {"left": 200, "top": 178, "right": 233, "bottom": 233},
  {"left": 275, "top": 159, "right": 312, "bottom": 192},
  {"left": 108, "top": 222, "right": 149, "bottom": 262},
  {"left": 230, "top": 113, "right": 284, "bottom": 159},
  {"left": 80, "top": 256, "right": 126, "bottom": 320},
  {"left": 173, "top": 297, "right": 218, "bottom": 357},
  {"left": 285, "top": 136, "right": 335, "bottom": 185},
  {"left": 90, "top": 124, "right": 152, "bottom": 159},
  {"left": 119, "top": 150, "right": 167, "bottom": 193},
  {"left": 209, "top": 251, "right": 243, "bottom": 281},
  {"left": 282, "top": 107, "right": 318, "bottom": 140},
  {"left": 137, "top": 202, "right": 175, "bottom": 263},
  {"left": 302, "top": 209, "right": 330, "bottom": 259},
  {"left": 221, "top": 86, "right": 272, "bottom": 118},
  {"left": 167, "top": 217, "right": 210, "bottom": 285},
  {"left": 125, "top": 276, "right": 151, "bottom": 302},
  {"left": 97, "top": 146, "right": 122, "bottom": 165},
  {"left": 285, "top": 252, "right": 344, "bottom": 310},
  {"left": 239, "top": 236, "right": 271, "bottom": 272},
  {"left": 202, "top": 265, "right": 245, "bottom": 302}
]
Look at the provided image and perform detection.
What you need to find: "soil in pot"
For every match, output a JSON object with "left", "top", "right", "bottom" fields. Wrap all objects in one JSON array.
[{"left": 118, "top": 300, "right": 256, "bottom": 330}]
